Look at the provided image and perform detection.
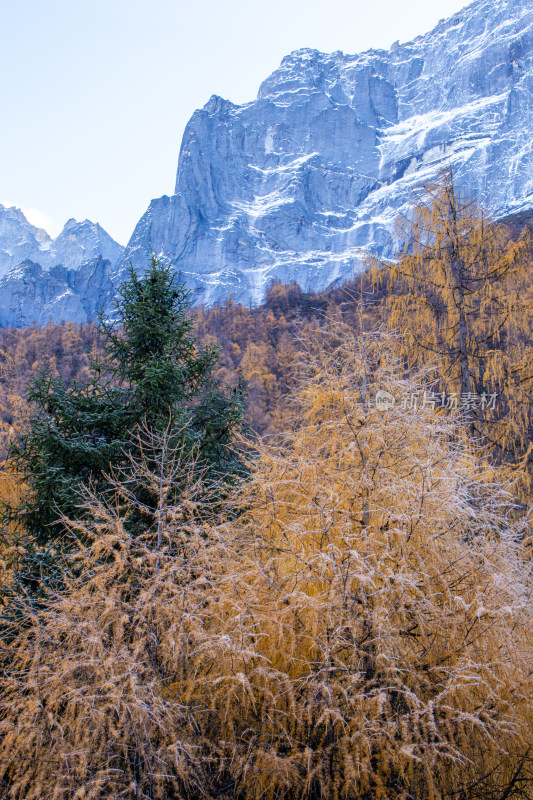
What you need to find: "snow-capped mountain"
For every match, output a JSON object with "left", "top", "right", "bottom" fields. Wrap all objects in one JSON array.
[
  {"left": 1, "top": 0, "right": 532, "bottom": 325},
  {"left": 0, "top": 206, "right": 52, "bottom": 278},
  {"left": 117, "top": 0, "right": 533, "bottom": 306},
  {"left": 0, "top": 205, "right": 123, "bottom": 325},
  {"left": 47, "top": 218, "right": 123, "bottom": 272}
]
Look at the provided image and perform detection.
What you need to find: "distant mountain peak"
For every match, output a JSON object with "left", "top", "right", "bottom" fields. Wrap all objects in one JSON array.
[
  {"left": 0, "top": 204, "right": 124, "bottom": 325},
  {"left": 2, "top": 0, "right": 533, "bottom": 324}
]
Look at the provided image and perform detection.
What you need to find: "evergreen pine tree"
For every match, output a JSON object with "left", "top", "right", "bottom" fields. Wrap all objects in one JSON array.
[{"left": 2, "top": 256, "right": 245, "bottom": 557}]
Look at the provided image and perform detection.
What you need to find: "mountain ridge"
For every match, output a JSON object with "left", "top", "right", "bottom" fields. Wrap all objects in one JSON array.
[
  {"left": 1, "top": 0, "right": 532, "bottom": 325},
  {"left": 0, "top": 204, "right": 123, "bottom": 325},
  {"left": 115, "top": 0, "right": 533, "bottom": 306}
]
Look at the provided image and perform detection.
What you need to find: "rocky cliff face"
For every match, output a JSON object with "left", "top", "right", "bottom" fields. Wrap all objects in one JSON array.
[
  {"left": 0, "top": 257, "right": 116, "bottom": 328},
  {"left": 118, "top": 0, "right": 533, "bottom": 306},
  {"left": 1, "top": 0, "right": 532, "bottom": 324},
  {"left": 0, "top": 206, "right": 123, "bottom": 325},
  {"left": 46, "top": 218, "right": 123, "bottom": 272},
  {"left": 0, "top": 206, "right": 52, "bottom": 279}
]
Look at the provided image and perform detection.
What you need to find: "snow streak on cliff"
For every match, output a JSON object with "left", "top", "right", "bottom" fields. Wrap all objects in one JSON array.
[{"left": 1, "top": 0, "right": 532, "bottom": 324}]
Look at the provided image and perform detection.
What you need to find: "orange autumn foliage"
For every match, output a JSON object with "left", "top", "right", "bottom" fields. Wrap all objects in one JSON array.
[
  {"left": 1, "top": 327, "right": 532, "bottom": 800},
  {"left": 371, "top": 172, "right": 533, "bottom": 501}
]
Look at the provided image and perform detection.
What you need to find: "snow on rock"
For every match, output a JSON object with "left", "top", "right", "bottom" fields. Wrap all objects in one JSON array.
[
  {"left": 117, "top": 0, "right": 533, "bottom": 306},
  {"left": 2, "top": 0, "right": 533, "bottom": 323},
  {"left": 50, "top": 218, "right": 124, "bottom": 272},
  {"left": 0, "top": 205, "right": 123, "bottom": 326},
  {"left": 0, "top": 206, "right": 52, "bottom": 279},
  {"left": 0, "top": 257, "right": 116, "bottom": 328}
]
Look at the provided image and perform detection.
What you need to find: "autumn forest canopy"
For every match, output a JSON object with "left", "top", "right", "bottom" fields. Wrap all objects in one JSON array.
[{"left": 0, "top": 174, "right": 533, "bottom": 800}]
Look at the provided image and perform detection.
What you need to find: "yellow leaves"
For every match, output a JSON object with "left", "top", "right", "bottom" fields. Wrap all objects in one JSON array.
[
  {"left": 369, "top": 172, "right": 533, "bottom": 504},
  {"left": 211, "top": 325, "right": 533, "bottom": 798},
  {"left": 1, "top": 325, "right": 533, "bottom": 800}
]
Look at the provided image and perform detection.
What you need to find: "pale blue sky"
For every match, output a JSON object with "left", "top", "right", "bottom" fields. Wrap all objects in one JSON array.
[{"left": 1, "top": 0, "right": 469, "bottom": 244}]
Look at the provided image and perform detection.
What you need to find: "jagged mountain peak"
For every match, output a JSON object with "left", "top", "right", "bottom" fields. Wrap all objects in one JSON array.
[
  {"left": 0, "top": 203, "right": 51, "bottom": 241},
  {"left": 0, "top": 204, "right": 53, "bottom": 277},
  {"left": 116, "top": 0, "right": 533, "bottom": 308},
  {"left": 0, "top": 205, "right": 123, "bottom": 271},
  {"left": 52, "top": 218, "right": 123, "bottom": 271},
  {"left": 62, "top": 217, "right": 103, "bottom": 233},
  {"left": 0, "top": 205, "right": 124, "bottom": 326},
  {"left": 2, "top": 0, "right": 533, "bottom": 325}
]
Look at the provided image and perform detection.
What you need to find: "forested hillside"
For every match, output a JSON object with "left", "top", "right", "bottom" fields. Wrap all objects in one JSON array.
[
  {"left": 1, "top": 181, "right": 531, "bottom": 491},
  {"left": 0, "top": 178, "right": 533, "bottom": 800}
]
